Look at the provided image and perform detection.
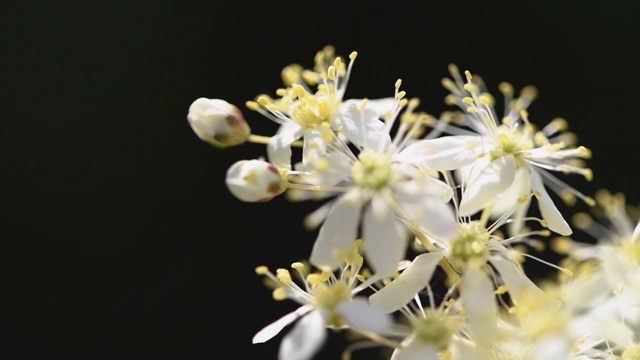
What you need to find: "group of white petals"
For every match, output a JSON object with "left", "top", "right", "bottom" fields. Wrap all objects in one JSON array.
[{"left": 187, "top": 46, "right": 640, "bottom": 359}]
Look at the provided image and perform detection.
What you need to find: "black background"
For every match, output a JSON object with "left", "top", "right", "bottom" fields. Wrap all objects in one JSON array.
[{"left": 3, "top": 1, "right": 639, "bottom": 359}]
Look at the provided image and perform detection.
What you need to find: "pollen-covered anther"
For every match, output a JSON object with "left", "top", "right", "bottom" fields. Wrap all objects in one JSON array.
[
  {"left": 498, "top": 81, "right": 514, "bottom": 96},
  {"left": 272, "top": 287, "right": 287, "bottom": 301},
  {"left": 520, "top": 85, "right": 538, "bottom": 100},
  {"left": 572, "top": 212, "right": 592, "bottom": 230},
  {"left": 276, "top": 268, "right": 292, "bottom": 284},
  {"left": 395, "top": 79, "right": 402, "bottom": 89},
  {"left": 397, "top": 90, "right": 407, "bottom": 100},
  {"left": 462, "top": 97, "right": 474, "bottom": 105},
  {"left": 497, "top": 285, "right": 508, "bottom": 294},
  {"left": 464, "top": 70, "right": 473, "bottom": 82},
  {"left": 551, "top": 237, "right": 573, "bottom": 255},
  {"left": 245, "top": 100, "right": 259, "bottom": 111},
  {"left": 307, "top": 270, "right": 331, "bottom": 285},
  {"left": 255, "top": 266, "right": 269, "bottom": 275}
]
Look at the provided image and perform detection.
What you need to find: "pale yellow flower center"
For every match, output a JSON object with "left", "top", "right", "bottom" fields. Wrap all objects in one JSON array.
[
  {"left": 412, "top": 310, "right": 453, "bottom": 350},
  {"left": 490, "top": 124, "right": 533, "bottom": 161},
  {"left": 352, "top": 151, "right": 393, "bottom": 190}
]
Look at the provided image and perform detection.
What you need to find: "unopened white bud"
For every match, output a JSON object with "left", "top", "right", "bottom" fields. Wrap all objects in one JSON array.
[
  {"left": 225, "top": 160, "right": 288, "bottom": 202},
  {"left": 187, "top": 98, "right": 250, "bottom": 148}
]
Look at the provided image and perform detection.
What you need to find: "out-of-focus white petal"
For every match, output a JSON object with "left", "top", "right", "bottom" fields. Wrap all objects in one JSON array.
[
  {"left": 267, "top": 124, "right": 304, "bottom": 169},
  {"left": 460, "top": 267, "right": 498, "bottom": 345},
  {"left": 530, "top": 169, "right": 572, "bottom": 236},
  {"left": 391, "top": 339, "right": 439, "bottom": 360},
  {"left": 339, "top": 297, "right": 394, "bottom": 335},
  {"left": 310, "top": 198, "right": 361, "bottom": 270},
  {"left": 278, "top": 310, "right": 327, "bottom": 360},
  {"left": 369, "top": 252, "right": 445, "bottom": 313},
  {"left": 489, "top": 257, "right": 561, "bottom": 314},
  {"left": 632, "top": 221, "right": 640, "bottom": 242},
  {"left": 252, "top": 305, "right": 314, "bottom": 344},
  {"left": 395, "top": 135, "right": 481, "bottom": 170},
  {"left": 459, "top": 155, "right": 516, "bottom": 216},
  {"left": 342, "top": 97, "right": 396, "bottom": 119},
  {"left": 362, "top": 196, "right": 409, "bottom": 278},
  {"left": 333, "top": 103, "right": 392, "bottom": 151}
]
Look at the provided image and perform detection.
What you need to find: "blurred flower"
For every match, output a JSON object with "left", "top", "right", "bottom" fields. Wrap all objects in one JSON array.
[{"left": 187, "top": 98, "right": 250, "bottom": 148}]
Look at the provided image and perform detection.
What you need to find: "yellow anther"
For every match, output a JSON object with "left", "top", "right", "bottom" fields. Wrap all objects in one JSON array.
[
  {"left": 281, "top": 64, "right": 303, "bottom": 86},
  {"left": 497, "top": 285, "right": 508, "bottom": 294},
  {"left": 408, "top": 97, "right": 420, "bottom": 109},
  {"left": 463, "top": 83, "right": 474, "bottom": 92},
  {"left": 540, "top": 230, "right": 551, "bottom": 237},
  {"left": 464, "top": 70, "right": 472, "bottom": 82},
  {"left": 441, "top": 77, "right": 456, "bottom": 91},
  {"left": 560, "top": 190, "right": 577, "bottom": 206},
  {"left": 551, "top": 237, "right": 573, "bottom": 255},
  {"left": 356, "top": 274, "right": 366, "bottom": 282},
  {"left": 276, "top": 268, "right": 292, "bottom": 284},
  {"left": 444, "top": 94, "right": 457, "bottom": 105},
  {"left": 583, "top": 168, "right": 593, "bottom": 182},
  {"left": 498, "top": 82, "right": 514, "bottom": 96},
  {"left": 293, "top": 84, "right": 306, "bottom": 99},
  {"left": 561, "top": 268, "right": 574, "bottom": 277},
  {"left": 291, "top": 262, "right": 305, "bottom": 270},
  {"left": 275, "top": 88, "right": 287, "bottom": 97},
  {"left": 397, "top": 90, "right": 406, "bottom": 100},
  {"left": 578, "top": 146, "right": 592, "bottom": 159},
  {"left": 520, "top": 85, "right": 538, "bottom": 100},
  {"left": 257, "top": 96, "right": 270, "bottom": 106},
  {"left": 572, "top": 212, "right": 592, "bottom": 229},
  {"left": 550, "top": 117, "right": 569, "bottom": 131},
  {"left": 315, "top": 158, "right": 329, "bottom": 172},
  {"left": 540, "top": 220, "right": 548, "bottom": 228},
  {"left": 444, "top": 299, "right": 456, "bottom": 308},
  {"left": 585, "top": 196, "right": 596, "bottom": 207},
  {"left": 272, "top": 287, "right": 287, "bottom": 301},
  {"left": 349, "top": 51, "right": 358, "bottom": 60},
  {"left": 301, "top": 70, "right": 319, "bottom": 85},
  {"left": 520, "top": 109, "right": 529, "bottom": 121},
  {"left": 307, "top": 271, "right": 331, "bottom": 285},
  {"left": 462, "top": 97, "right": 474, "bottom": 105},
  {"left": 245, "top": 101, "right": 259, "bottom": 111},
  {"left": 399, "top": 98, "right": 408, "bottom": 108},
  {"left": 478, "top": 93, "right": 495, "bottom": 107},
  {"left": 333, "top": 56, "right": 342, "bottom": 68},
  {"left": 595, "top": 189, "right": 612, "bottom": 205},
  {"left": 533, "top": 190, "right": 542, "bottom": 197},
  {"left": 534, "top": 132, "right": 548, "bottom": 146},
  {"left": 395, "top": 79, "right": 402, "bottom": 89},
  {"left": 466, "top": 106, "right": 477, "bottom": 113},
  {"left": 508, "top": 307, "right": 517, "bottom": 314},
  {"left": 327, "top": 65, "right": 336, "bottom": 81},
  {"left": 255, "top": 266, "right": 269, "bottom": 275}
]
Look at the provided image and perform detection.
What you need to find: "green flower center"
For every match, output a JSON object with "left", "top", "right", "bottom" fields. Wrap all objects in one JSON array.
[
  {"left": 412, "top": 310, "right": 453, "bottom": 350},
  {"left": 448, "top": 222, "right": 490, "bottom": 272}
]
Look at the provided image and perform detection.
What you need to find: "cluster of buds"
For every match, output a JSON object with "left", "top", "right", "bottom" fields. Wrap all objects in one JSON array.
[{"left": 187, "top": 46, "right": 640, "bottom": 359}]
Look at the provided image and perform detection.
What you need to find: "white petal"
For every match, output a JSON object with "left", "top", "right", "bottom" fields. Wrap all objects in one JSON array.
[
  {"left": 278, "top": 310, "right": 327, "bottom": 360},
  {"left": 252, "top": 305, "right": 314, "bottom": 344},
  {"left": 333, "top": 103, "right": 392, "bottom": 151},
  {"left": 530, "top": 169, "right": 572, "bottom": 235},
  {"left": 267, "top": 124, "right": 304, "bottom": 169},
  {"left": 399, "top": 192, "right": 458, "bottom": 240},
  {"left": 342, "top": 97, "right": 396, "bottom": 119},
  {"left": 310, "top": 197, "right": 361, "bottom": 270},
  {"left": 490, "top": 166, "right": 532, "bottom": 216},
  {"left": 489, "top": 257, "right": 561, "bottom": 313},
  {"left": 369, "top": 252, "right": 445, "bottom": 313},
  {"left": 460, "top": 267, "right": 498, "bottom": 344},
  {"left": 391, "top": 340, "right": 439, "bottom": 360},
  {"left": 633, "top": 221, "right": 640, "bottom": 242},
  {"left": 362, "top": 196, "right": 409, "bottom": 278},
  {"left": 459, "top": 155, "right": 516, "bottom": 216},
  {"left": 339, "top": 297, "right": 394, "bottom": 335},
  {"left": 395, "top": 136, "right": 481, "bottom": 170}
]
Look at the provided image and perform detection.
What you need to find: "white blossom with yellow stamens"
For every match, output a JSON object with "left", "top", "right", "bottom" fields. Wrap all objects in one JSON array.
[
  {"left": 245, "top": 46, "right": 395, "bottom": 170},
  {"left": 424, "top": 65, "right": 594, "bottom": 236},
  {"left": 252, "top": 240, "right": 394, "bottom": 360},
  {"left": 291, "top": 91, "right": 459, "bottom": 279}
]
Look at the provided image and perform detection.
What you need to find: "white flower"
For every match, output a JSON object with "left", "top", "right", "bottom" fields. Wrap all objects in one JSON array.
[
  {"left": 295, "top": 94, "right": 458, "bottom": 279},
  {"left": 370, "top": 215, "right": 561, "bottom": 346},
  {"left": 187, "top": 98, "right": 250, "bottom": 148},
  {"left": 225, "top": 159, "right": 287, "bottom": 202},
  {"left": 245, "top": 45, "right": 394, "bottom": 169},
  {"left": 426, "top": 65, "right": 595, "bottom": 235},
  {"left": 252, "top": 240, "right": 393, "bottom": 360}
]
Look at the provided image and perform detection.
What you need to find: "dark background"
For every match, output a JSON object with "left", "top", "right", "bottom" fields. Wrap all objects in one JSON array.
[{"left": 3, "top": 1, "right": 639, "bottom": 359}]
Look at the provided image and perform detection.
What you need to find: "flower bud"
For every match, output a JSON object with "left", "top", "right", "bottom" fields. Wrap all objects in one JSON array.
[
  {"left": 187, "top": 98, "right": 250, "bottom": 148},
  {"left": 225, "top": 160, "right": 288, "bottom": 202}
]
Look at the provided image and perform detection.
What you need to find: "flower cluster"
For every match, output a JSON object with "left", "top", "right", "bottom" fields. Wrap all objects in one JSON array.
[{"left": 187, "top": 46, "right": 639, "bottom": 359}]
